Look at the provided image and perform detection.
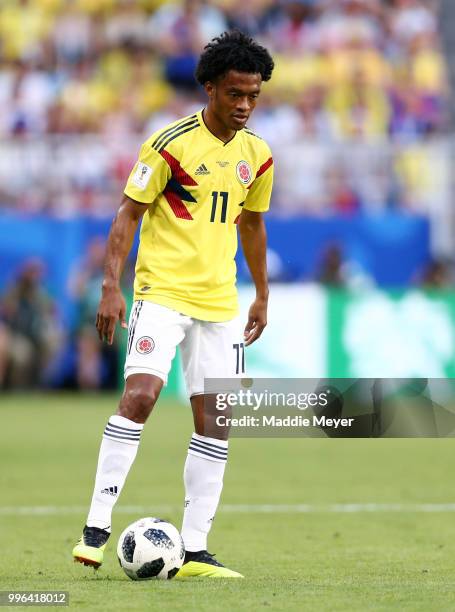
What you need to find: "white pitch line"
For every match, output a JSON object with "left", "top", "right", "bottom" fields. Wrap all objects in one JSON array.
[{"left": 2, "top": 503, "right": 455, "bottom": 516}]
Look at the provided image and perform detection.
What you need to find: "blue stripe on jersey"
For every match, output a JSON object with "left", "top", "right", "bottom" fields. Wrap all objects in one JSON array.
[
  {"left": 158, "top": 123, "right": 200, "bottom": 153},
  {"left": 152, "top": 116, "right": 198, "bottom": 151}
]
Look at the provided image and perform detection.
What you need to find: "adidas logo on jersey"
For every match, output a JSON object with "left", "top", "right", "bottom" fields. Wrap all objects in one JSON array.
[
  {"left": 195, "top": 163, "right": 210, "bottom": 175},
  {"left": 101, "top": 486, "right": 118, "bottom": 496}
]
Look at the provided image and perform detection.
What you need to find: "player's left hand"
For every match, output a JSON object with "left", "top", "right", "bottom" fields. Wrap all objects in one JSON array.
[{"left": 244, "top": 297, "right": 267, "bottom": 346}]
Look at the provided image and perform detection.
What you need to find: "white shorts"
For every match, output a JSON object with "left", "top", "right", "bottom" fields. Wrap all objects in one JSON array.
[{"left": 124, "top": 301, "right": 245, "bottom": 397}]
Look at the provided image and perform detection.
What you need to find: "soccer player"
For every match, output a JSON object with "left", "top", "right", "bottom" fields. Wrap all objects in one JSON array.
[{"left": 72, "top": 31, "right": 274, "bottom": 578}]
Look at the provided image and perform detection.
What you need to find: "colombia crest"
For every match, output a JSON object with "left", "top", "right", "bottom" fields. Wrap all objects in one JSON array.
[
  {"left": 136, "top": 336, "right": 155, "bottom": 354},
  {"left": 236, "top": 160, "right": 252, "bottom": 185}
]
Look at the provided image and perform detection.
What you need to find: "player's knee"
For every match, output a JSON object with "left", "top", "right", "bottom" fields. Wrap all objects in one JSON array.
[
  {"left": 118, "top": 385, "right": 159, "bottom": 423},
  {"left": 194, "top": 414, "right": 230, "bottom": 440}
]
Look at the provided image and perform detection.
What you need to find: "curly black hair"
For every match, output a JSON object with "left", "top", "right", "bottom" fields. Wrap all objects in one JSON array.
[{"left": 195, "top": 30, "right": 274, "bottom": 85}]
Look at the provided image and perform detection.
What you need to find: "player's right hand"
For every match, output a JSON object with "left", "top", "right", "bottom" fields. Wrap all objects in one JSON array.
[{"left": 96, "top": 284, "right": 127, "bottom": 345}]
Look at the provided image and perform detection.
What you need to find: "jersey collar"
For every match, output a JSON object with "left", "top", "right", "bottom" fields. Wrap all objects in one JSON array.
[{"left": 197, "top": 109, "right": 239, "bottom": 147}]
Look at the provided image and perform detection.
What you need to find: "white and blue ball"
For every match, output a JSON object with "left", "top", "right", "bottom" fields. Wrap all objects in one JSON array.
[{"left": 117, "top": 517, "right": 185, "bottom": 580}]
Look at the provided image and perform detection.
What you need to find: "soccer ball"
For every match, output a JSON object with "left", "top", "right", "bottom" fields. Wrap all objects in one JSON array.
[{"left": 117, "top": 517, "right": 185, "bottom": 580}]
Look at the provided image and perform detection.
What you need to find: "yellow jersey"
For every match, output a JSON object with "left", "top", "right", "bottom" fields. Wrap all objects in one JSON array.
[{"left": 124, "top": 109, "right": 274, "bottom": 322}]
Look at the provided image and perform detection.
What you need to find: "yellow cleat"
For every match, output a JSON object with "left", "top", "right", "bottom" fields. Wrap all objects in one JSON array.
[
  {"left": 175, "top": 550, "right": 244, "bottom": 579},
  {"left": 72, "top": 526, "right": 110, "bottom": 569}
]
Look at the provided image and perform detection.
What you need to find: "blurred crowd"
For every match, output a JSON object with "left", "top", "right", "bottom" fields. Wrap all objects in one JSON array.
[
  {"left": 0, "top": 0, "right": 446, "bottom": 138},
  {"left": 0, "top": 260, "right": 62, "bottom": 389},
  {"left": 0, "top": 247, "right": 120, "bottom": 391},
  {"left": 0, "top": 0, "right": 450, "bottom": 218}
]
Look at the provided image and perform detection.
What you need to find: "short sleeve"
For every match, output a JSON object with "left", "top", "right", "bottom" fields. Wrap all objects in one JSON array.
[
  {"left": 124, "top": 143, "right": 171, "bottom": 204},
  {"left": 243, "top": 156, "right": 274, "bottom": 213}
]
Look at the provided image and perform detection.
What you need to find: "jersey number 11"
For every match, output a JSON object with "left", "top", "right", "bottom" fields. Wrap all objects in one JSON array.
[{"left": 210, "top": 191, "right": 229, "bottom": 223}]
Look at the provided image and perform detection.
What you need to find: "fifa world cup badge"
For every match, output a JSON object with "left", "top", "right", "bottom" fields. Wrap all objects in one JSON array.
[{"left": 132, "top": 162, "right": 153, "bottom": 190}]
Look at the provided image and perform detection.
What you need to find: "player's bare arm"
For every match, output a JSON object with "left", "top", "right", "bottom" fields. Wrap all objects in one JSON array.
[
  {"left": 238, "top": 209, "right": 268, "bottom": 346},
  {"left": 96, "top": 195, "right": 147, "bottom": 344}
]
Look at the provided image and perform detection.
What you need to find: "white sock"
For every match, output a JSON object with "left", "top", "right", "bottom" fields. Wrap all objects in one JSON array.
[
  {"left": 181, "top": 433, "right": 228, "bottom": 552},
  {"left": 86, "top": 415, "right": 143, "bottom": 532}
]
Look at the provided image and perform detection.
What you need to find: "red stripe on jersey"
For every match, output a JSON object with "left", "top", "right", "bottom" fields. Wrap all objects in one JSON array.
[
  {"left": 256, "top": 157, "right": 273, "bottom": 179},
  {"left": 160, "top": 150, "right": 197, "bottom": 186},
  {"left": 163, "top": 187, "right": 193, "bottom": 220}
]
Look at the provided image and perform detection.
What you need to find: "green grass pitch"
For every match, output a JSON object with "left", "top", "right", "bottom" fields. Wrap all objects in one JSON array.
[{"left": 2, "top": 394, "right": 455, "bottom": 611}]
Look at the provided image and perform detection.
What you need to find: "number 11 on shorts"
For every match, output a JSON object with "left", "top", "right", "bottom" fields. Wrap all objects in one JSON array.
[{"left": 232, "top": 343, "right": 245, "bottom": 374}]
